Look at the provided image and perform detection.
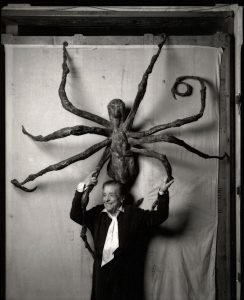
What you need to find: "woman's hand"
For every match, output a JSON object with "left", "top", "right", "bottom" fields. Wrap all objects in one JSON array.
[
  {"left": 159, "top": 177, "right": 174, "bottom": 193},
  {"left": 83, "top": 170, "right": 98, "bottom": 188}
]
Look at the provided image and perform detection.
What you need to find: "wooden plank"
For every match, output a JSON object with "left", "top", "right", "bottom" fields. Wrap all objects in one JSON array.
[
  {"left": 216, "top": 41, "right": 228, "bottom": 297},
  {"left": 216, "top": 33, "right": 234, "bottom": 300},
  {"left": 1, "top": 6, "right": 233, "bottom": 35},
  {"left": 6, "top": 25, "right": 18, "bottom": 35},
  {"left": 1, "top": 17, "right": 230, "bottom": 32},
  {"left": 1, "top": 34, "right": 232, "bottom": 46},
  {"left": 228, "top": 34, "right": 237, "bottom": 300},
  {"left": 233, "top": 6, "right": 243, "bottom": 299},
  {"left": 1, "top": 8, "right": 231, "bottom": 18}
]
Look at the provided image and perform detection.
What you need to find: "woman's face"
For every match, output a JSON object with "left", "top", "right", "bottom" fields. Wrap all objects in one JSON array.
[{"left": 103, "top": 184, "right": 123, "bottom": 215}]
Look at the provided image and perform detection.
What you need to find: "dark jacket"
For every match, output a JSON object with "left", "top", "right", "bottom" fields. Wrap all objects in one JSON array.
[{"left": 70, "top": 190, "right": 169, "bottom": 300}]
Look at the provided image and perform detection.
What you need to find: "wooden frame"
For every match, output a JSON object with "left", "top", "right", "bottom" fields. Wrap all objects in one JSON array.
[
  {"left": 217, "top": 33, "right": 235, "bottom": 300},
  {"left": 1, "top": 7, "right": 233, "bottom": 36},
  {"left": 1, "top": 6, "right": 238, "bottom": 300}
]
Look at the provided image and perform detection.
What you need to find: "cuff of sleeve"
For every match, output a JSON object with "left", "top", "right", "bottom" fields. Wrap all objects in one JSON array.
[
  {"left": 158, "top": 189, "right": 169, "bottom": 195},
  {"left": 77, "top": 182, "right": 87, "bottom": 192}
]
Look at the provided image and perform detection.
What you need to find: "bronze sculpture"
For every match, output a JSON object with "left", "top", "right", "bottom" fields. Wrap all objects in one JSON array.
[{"left": 11, "top": 35, "right": 226, "bottom": 193}]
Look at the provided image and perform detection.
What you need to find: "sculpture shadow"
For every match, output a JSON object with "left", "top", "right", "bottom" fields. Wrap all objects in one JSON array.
[{"left": 120, "top": 191, "right": 190, "bottom": 300}]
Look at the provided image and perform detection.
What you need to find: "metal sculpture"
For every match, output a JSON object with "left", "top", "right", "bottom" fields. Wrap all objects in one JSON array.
[{"left": 11, "top": 35, "right": 226, "bottom": 193}]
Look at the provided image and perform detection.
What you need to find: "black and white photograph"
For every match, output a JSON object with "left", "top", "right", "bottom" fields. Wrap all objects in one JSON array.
[{"left": 1, "top": 2, "right": 243, "bottom": 300}]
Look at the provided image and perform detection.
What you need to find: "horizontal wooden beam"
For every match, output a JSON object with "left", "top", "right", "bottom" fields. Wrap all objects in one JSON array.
[
  {"left": 2, "top": 10, "right": 232, "bottom": 18},
  {"left": 1, "top": 7, "right": 232, "bottom": 27},
  {"left": 2, "top": 33, "right": 230, "bottom": 48}
]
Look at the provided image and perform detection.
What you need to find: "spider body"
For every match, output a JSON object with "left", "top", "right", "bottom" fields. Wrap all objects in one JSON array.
[
  {"left": 109, "top": 129, "right": 138, "bottom": 185},
  {"left": 11, "top": 35, "right": 226, "bottom": 193},
  {"left": 106, "top": 98, "right": 138, "bottom": 184}
]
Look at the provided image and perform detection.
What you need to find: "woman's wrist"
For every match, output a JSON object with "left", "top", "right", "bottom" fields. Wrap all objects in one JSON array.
[
  {"left": 158, "top": 188, "right": 168, "bottom": 195},
  {"left": 77, "top": 182, "right": 87, "bottom": 192}
]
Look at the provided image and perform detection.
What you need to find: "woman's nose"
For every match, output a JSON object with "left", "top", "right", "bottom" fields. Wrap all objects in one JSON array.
[{"left": 104, "top": 196, "right": 110, "bottom": 202}]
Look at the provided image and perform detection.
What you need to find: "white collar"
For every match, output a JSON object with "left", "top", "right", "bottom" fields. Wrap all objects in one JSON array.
[{"left": 101, "top": 206, "right": 124, "bottom": 217}]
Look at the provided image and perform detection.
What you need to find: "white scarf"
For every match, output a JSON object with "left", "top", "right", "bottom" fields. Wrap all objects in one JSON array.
[{"left": 101, "top": 208, "right": 123, "bottom": 266}]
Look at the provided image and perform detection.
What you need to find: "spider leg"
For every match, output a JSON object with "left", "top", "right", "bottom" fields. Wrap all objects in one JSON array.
[
  {"left": 130, "top": 146, "right": 173, "bottom": 182},
  {"left": 80, "top": 145, "right": 111, "bottom": 257},
  {"left": 129, "top": 133, "right": 228, "bottom": 160},
  {"left": 58, "top": 42, "right": 111, "bottom": 128},
  {"left": 123, "top": 34, "right": 167, "bottom": 131},
  {"left": 127, "top": 76, "right": 207, "bottom": 138},
  {"left": 131, "top": 146, "right": 173, "bottom": 210},
  {"left": 80, "top": 145, "right": 111, "bottom": 207},
  {"left": 11, "top": 138, "right": 111, "bottom": 192},
  {"left": 93, "top": 145, "right": 111, "bottom": 174},
  {"left": 22, "top": 124, "right": 111, "bottom": 141},
  {"left": 130, "top": 146, "right": 172, "bottom": 210}
]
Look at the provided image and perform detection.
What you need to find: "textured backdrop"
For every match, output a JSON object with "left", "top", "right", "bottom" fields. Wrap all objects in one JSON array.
[{"left": 6, "top": 44, "right": 222, "bottom": 300}]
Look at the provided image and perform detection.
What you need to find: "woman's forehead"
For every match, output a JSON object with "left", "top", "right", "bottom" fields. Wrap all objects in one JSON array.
[{"left": 103, "top": 184, "right": 121, "bottom": 193}]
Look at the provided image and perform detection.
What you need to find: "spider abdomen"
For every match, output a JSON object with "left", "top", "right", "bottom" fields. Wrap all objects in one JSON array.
[{"left": 107, "top": 154, "right": 138, "bottom": 185}]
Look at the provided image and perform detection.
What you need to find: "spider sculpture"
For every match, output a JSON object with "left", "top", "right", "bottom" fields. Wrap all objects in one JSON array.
[{"left": 11, "top": 35, "right": 226, "bottom": 194}]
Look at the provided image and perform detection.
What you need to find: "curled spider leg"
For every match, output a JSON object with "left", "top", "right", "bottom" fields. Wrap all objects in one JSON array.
[
  {"left": 130, "top": 146, "right": 173, "bottom": 181},
  {"left": 22, "top": 124, "right": 111, "bottom": 141},
  {"left": 80, "top": 146, "right": 111, "bottom": 257},
  {"left": 58, "top": 41, "right": 111, "bottom": 128},
  {"left": 11, "top": 138, "right": 111, "bottom": 192},
  {"left": 128, "top": 76, "right": 207, "bottom": 138},
  {"left": 123, "top": 34, "right": 167, "bottom": 131},
  {"left": 130, "top": 146, "right": 173, "bottom": 210},
  {"left": 129, "top": 133, "right": 228, "bottom": 160}
]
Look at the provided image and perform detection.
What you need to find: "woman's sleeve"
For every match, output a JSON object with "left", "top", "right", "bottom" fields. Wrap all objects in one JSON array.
[
  {"left": 141, "top": 191, "right": 169, "bottom": 228},
  {"left": 70, "top": 190, "right": 85, "bottom": 225},
  {"left": 70, "top": 190, "right": 100, "bottom": 233}
]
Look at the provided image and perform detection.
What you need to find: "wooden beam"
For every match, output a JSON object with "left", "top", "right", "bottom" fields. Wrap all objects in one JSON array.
[
  {"left": 1, "top": 7, "right": 232, "bottom": 29},
  {"left": 6, "top": 24, "right": 18, "bottom": 36},
  {"left": 1, "top": 34, "right": 232, "bottom": 46}
]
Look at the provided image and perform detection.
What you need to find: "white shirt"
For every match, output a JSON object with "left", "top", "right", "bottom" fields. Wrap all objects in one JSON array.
[{"left": 101, "top": 206, "right": 124, "bottom": 266}]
